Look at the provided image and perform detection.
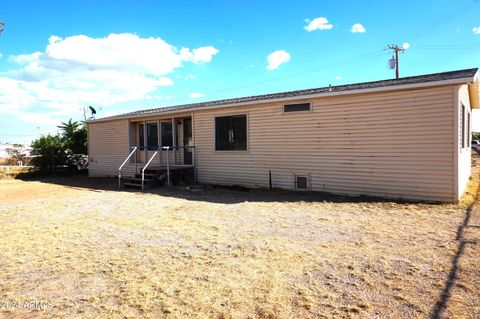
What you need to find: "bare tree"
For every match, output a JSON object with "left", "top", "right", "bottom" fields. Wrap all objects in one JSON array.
[
  {"left": 0, "top": 21, "right": 4, "bottom": 36},
  {"left": 6, "top": 145, "right": 27, "bottom": 166}
]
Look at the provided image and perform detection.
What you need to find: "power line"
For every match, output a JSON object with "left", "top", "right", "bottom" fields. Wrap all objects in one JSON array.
[
  {"left": 410, "top": 43, "right": 480, "bottom": 50},
  {"left": 415, "top": 43, "right": 480, "bottom": 47},
  {"left": 0, "top": 132, "right": 57, "bottom": 137},
  {"left": 205, "top": 50, "right": 388, "bottom": 97},
  {"left": 148, "top": 49, "right": 389, "bottom": 108}
]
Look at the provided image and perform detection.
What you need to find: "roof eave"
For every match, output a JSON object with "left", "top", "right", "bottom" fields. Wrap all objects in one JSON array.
[
  {"left": 88, "top": 74, "right": 478, "bottom": 124},
  {"left": 468, "top": 71, "right": 479, "bottom": 109}
]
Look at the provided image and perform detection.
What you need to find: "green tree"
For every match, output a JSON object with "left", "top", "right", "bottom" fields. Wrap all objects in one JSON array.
[
  {"left": 58, "top": 119, "right": 88, "bottom": 154},
  {"left": 30, "top": 119, "right": 88, "bottom": 174},
  {"left": 30, "top": 134, "right": 66, "bottom": 173}
]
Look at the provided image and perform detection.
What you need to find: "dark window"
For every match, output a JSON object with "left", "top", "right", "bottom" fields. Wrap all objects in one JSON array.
[
  {"left": 215, "top": 115, "right": 247, "bottom": 151},
  {"left": 139, "top": 124, "right": 144, "bottom": 149},
  {"left": 183, "top": 118, "right": 193, "bottom": 165},
  {"left": 462, "top": 104, "right": 465, "bottom": 148},
  {"left": 147, "top": 123, "right": 158, "bottom": 150},
  {"left": 284, "top": 103, "right": 311, "bottom": 113},
  {"left": 161, "top": 122, "right": 173, "bottom": 147},
  {"left": 296, "top": 176, "right": 308, "bottom": 190}
]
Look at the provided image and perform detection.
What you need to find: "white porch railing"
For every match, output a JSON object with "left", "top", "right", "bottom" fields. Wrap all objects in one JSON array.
[
  {"left": 119, "top": 145, "right": 195, "bottom": 190},
  {"left": 118, "top": 146, "right": 138, "bottom": 188}
]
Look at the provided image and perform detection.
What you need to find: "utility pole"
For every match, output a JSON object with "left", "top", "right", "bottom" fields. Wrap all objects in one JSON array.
[{"left": 388, "top": 44, "right": 406, "bottom": 79}]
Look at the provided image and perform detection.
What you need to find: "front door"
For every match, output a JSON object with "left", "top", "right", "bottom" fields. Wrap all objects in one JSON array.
[{"left": 183, "top": 118, "right": 193, "bottom": 165}]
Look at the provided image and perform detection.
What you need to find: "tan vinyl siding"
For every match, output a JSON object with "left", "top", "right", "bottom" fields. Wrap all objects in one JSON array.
[
  {"left": 193, "top": 86, "right": 455, "bottom": 202},
  {"left": 88, "top": 119, "right": 130, "bottom": 177}
]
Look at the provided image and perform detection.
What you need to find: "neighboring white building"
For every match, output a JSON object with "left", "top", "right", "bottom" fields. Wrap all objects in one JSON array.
[{"left": 0, "top": 144, "right": 33, "bottom": 159}]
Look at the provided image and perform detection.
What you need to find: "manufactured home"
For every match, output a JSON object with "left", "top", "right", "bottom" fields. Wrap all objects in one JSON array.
[{"left": 88, "top": 68, "right": 479, "bottom": 202}]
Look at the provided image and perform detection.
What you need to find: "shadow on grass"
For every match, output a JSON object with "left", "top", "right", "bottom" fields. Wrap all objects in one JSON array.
[
  {"left": 17, "top": 173, "right": 445, "bottom": 205},
  {"left": 429, "top": 181, "right": 479, "bottom": 318}
]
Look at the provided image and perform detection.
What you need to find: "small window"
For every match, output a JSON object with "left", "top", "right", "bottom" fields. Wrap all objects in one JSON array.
[
  {"left": 284, "top": 103, "right": 311, "bottom": 113},
  {"left": 147, "top": 123, "right": 158, "bottom": 150},
  {"left": 139, "top": 124, "right": 144, "bottom": 149},
  {"left": 461, "top": 104, "right": 465, "bottom": 148},
  {"left": 215, "top": 115, "right": 247, "bottom": 151},
  {"left": 295, "top": 175, "right": 308, "bottom": 191}
]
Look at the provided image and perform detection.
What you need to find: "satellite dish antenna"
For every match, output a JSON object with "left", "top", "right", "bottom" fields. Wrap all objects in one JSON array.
[
  {"left": 388, "top": 56, "right": 396, "bottom": 70},
  {"left": 88, "top": 106, "right": 97, "bottom": 119}
]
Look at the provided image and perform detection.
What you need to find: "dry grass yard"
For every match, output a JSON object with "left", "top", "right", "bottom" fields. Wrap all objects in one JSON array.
[{"left": 0, "top": 161, "right": 479, "bottom": 318}]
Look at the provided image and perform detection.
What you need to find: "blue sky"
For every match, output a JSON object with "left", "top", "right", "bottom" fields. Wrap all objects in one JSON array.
[{"left": 0, "top": 0, "right": 480, "bottom": 144}]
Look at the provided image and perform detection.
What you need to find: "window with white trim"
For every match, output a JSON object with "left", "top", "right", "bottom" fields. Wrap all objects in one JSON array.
[
  {"left": 468, "top": 111, "right": 471, "bottom": 146},
  {"left": 461, "top": 104, "right": 467, "bottom": 149}
]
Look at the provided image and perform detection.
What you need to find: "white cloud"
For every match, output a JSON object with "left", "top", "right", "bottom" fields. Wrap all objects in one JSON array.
[
  {"left": 266, "top": 50, "right": 291, "bottom": 70},
  {"left": 402, "top": 42, "right": 410, "bottom": 50},
  {"left": 180, "top": 46, "right": 219, "bottom": 63},
  {"left": 188, "top": 93, "right": 205, "bottom": 99},
  {"left": 473, "top": 26, "right": 480, "bottom": 34},
  {"left": 351, "top": 23, "right": 366, "bottom": 33},
  {"left": 335, "top": 75, "right": 341, "bottom": 80},
  {"left": 37, "top": 33, "right": 219, "bottom": 75},
  {"left": 0, "top": 33, "right": 219, "bottom": 125},
  {"left": 304, "top": 17, "right": 333, "bottom": 31}
]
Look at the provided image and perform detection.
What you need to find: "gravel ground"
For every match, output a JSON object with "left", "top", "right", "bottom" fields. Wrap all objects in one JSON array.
[{"left": 0, "top": 162, "right": 479, "bottom": 319}]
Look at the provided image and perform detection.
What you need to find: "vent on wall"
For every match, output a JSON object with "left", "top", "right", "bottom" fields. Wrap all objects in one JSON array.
[
  {"left": 284, "top": 103, "right": 311, "bottom": 113},
  {"left": 295, "top": 175, "right": 309, "bottom": 191}
]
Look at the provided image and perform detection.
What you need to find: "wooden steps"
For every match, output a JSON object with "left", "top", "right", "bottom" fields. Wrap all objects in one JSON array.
[{"left": 122, "top": 165, "right": 194, "bottom": 190}]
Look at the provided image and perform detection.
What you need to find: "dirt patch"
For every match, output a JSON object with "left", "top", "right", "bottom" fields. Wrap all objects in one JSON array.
[{"left": 0, "top": 159, "right": 479, "bottom": 318}]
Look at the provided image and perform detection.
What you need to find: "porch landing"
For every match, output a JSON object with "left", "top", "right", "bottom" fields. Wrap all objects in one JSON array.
[{"left": 123, "top": 165, "right": 195, "bottom": 190}]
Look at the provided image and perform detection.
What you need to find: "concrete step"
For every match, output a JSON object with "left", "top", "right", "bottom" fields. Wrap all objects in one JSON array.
[
  {"left": 144, "top": 170, "right": 164, "bottom": 175},
  {"left": 124, "top": 182, "right": 143, "bottom": 189},
  {"left": 125, "top": 178, "right": 152, "bottom": 185},
  {"left": 134, "top": 173, "right": 156, "bottom": 179}
]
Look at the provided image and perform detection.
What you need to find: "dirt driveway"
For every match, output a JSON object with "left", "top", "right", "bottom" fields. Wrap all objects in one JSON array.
[{"left": 0, "top": 171, "right": 479, "bottom": 318}]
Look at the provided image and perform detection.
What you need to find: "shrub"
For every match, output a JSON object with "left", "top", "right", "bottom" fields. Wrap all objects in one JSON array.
[{"left": 30, "top": 135, "right": 67, "bottom": 173}]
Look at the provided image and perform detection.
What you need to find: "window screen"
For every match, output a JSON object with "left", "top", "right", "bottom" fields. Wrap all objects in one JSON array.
[
  {"left": 147, "top": 123, "right": 158, "bottom": 150},
  {"left": 215, "top": 115, "right": 247, "bottom": 151},
  {"left": 139, "top": 124, "right": 144, "bottom": 149},
  {"left": 161, "top": 122, "right": 173, "bottom": 147},
  {"left": 284, "top": 103, "right": 311, "bottom": 113}
]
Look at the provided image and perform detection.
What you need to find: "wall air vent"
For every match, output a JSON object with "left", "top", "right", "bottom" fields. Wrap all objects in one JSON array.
[
  {"left": 283, "top": 103, "right": 311, "bottom": 113},
  {"left": 295, "top": 175, "right": 308, "bottom": 191}
]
